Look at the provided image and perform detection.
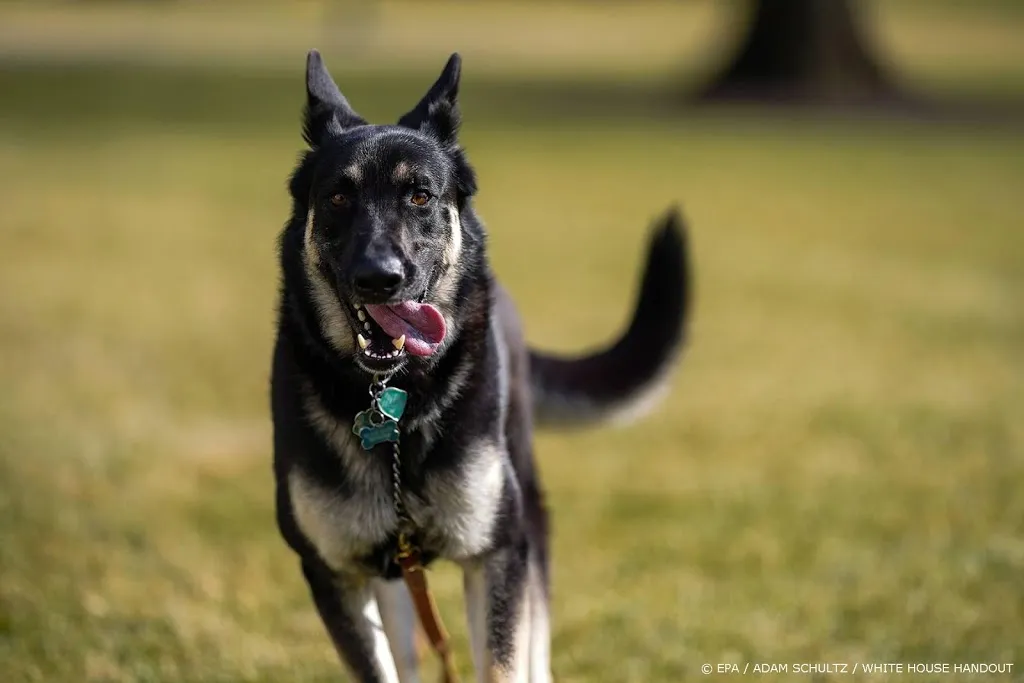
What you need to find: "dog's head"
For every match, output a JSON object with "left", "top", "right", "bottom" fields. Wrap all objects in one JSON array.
[{"left": 290, "top": 51, "right": 478, "bottom": 375}]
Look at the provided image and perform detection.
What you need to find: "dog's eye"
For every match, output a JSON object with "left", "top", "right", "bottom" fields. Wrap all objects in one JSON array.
[
  {"left": 329, "top": 193, "right": 349, "bottom": 207},
  {"left": 410, "top": 191, "right": 431, "bottom": 207}
]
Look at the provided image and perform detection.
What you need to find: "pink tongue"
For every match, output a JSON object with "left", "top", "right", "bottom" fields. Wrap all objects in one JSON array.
[{"left": 364, "top": 302, "right": 447, "bottom": 357}]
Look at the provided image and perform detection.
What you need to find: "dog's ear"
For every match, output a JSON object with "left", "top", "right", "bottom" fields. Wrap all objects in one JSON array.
[
  {"left": 303, "top": 49, "right": 366, "bottom": 147},
  {"left": 397, "top": 53, "right": 462, "bottom": 147},
  {"left": 398, "top": 53, "right": 477, "bottom": 202}
]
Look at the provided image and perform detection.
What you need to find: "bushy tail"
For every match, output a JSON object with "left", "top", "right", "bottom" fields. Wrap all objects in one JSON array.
[{"left": 529, "top": 207, "right": 692, "bottom": 428}]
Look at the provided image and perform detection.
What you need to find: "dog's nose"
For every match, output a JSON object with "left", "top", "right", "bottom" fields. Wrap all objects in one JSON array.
[{"left": 352, "top": 256, "right": 405, "bottom": 299}]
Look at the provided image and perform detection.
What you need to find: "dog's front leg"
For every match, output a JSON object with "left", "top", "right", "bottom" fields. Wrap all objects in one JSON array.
[
  {"left": 302, "top": 558, "right": 402, "bottom": 683},
  {"left": 373, "top": 578, "right": 422, "bottom": 683},
  {"left": 463, "top": 541, "right": 532, "bottom": 683}
]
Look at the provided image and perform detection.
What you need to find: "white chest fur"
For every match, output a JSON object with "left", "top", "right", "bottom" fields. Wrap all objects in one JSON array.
[{"left": 289, "top": 391, "right": 507, "bottom": 572}]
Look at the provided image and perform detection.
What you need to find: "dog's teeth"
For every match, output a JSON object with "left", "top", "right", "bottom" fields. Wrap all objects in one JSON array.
[
  {"left": 363, "top": 322, "right": 371, "bottom": 331},
  {"left": 364, "top": 348, "right": 372, "bottom": 356},
  {"left": 353, "top": 303, "right": 361, "bottom": 310},
  {"left": 392, "top": 335, "right": 406, "bottom": 350},
  {"left": 357, "top": 310, "right": 366, "bottom": 322},
  {"left": 357, "top": 334, "right": 369, "bottom": 350},
  {"left": 391, "top": 350, "right": 399, "bottom": 357}
]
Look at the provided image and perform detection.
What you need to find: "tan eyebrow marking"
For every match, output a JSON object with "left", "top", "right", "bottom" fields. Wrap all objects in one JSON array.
[
  {"left": 343, "top": 164, "right": 362, "bottom": 182},
  {"left": 392, "top": 161, "right": 412, "bottom": 183}
]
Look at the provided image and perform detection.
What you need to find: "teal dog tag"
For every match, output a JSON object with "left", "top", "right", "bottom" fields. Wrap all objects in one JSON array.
[
  {"left": 359, "top": 420, "right": 399, "bottom": 450},
  {"left": 376, "top": 387, "right": 408, "bottom": 422},
  {"left": 352, "top": 409, "right": 375, "bottom": 436}
]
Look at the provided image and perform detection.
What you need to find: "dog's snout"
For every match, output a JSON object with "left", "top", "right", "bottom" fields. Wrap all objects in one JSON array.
[{"left": 352, "top": 255, "right": 404, "bottom": 300}]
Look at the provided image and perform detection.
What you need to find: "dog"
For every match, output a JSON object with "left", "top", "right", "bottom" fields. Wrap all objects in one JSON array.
[{"left": 271, "top": 49, "right": 692, "bottom": 683}]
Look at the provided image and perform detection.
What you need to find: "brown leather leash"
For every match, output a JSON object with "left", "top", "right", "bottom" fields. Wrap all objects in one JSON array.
[{"left": 397, "top": 532, "right": 460, "bottom": 683}]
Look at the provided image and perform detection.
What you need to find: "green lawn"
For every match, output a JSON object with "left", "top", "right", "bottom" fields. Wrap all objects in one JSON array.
[{"left": 1, "top": 3, "right": 1023, "bottom": 682}]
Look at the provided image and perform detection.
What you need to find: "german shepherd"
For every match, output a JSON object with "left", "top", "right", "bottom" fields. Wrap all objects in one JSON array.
[{"left": 271, "top": 50, "right": 691, "bottom": 682}]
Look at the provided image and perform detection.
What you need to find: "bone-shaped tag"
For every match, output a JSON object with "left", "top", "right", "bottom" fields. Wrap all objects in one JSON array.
[{"left": 359, "top": 420, "right": 399, "bottom": 450}]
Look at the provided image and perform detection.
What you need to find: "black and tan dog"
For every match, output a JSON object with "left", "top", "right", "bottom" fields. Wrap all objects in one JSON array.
[{"left": 271, "top": 50, "right": 692, "bottom": 682}]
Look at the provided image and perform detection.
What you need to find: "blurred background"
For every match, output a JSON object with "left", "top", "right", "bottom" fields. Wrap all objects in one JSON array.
[{"left": 1, "top": 1, "right": 1022, "bottom": 681}]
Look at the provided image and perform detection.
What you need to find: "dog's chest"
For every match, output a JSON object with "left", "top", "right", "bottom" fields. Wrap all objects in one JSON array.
[{"left": 288, "top": 426, "right": 505, "bottom": 573}]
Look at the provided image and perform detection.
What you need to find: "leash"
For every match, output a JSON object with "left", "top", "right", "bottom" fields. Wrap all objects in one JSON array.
[{"left": 354, "top": 374, "right": 461, "bottom": 683}]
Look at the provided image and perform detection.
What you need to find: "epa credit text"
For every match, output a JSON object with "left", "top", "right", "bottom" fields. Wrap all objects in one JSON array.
[{"left": 703, "top": 662, "right": 1014, "bottom": 675}]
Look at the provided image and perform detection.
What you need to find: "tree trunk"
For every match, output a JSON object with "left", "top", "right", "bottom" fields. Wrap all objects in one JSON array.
[{"left": 701, "top": 0, "right": 896, "bottom": 104}]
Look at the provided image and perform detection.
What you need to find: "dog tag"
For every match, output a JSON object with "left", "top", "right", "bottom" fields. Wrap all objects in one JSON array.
[
  {"left": 376, "top": 387, "right": 408, "bottom": 422},
  {"left": 359, "top": 420, "right": 400, "bottom": 450},
  {"left": 352, "top": 409, "right": 376, "bottom": 436}
]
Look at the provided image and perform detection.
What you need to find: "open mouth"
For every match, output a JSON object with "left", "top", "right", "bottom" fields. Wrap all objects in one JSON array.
[{"left": 348, "top": 300, "right": 447, "bottom": 373}]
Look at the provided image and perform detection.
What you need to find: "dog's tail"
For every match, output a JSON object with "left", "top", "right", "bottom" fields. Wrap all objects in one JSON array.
[{"left": 528, "top": 207, "right": 692, "bottom": 429}]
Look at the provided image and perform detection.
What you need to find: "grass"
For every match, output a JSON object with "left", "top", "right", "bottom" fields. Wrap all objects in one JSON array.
[
  {"left": 2, "top": 0, "right": 1024, "bottom": 97},
  {"left": 1, "top": 2, "right": 1023, "bottom": 682}
]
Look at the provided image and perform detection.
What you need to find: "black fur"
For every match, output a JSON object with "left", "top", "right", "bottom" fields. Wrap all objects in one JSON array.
[{"left": 271, "top": 50, "right": 692, "bottom": 682}]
